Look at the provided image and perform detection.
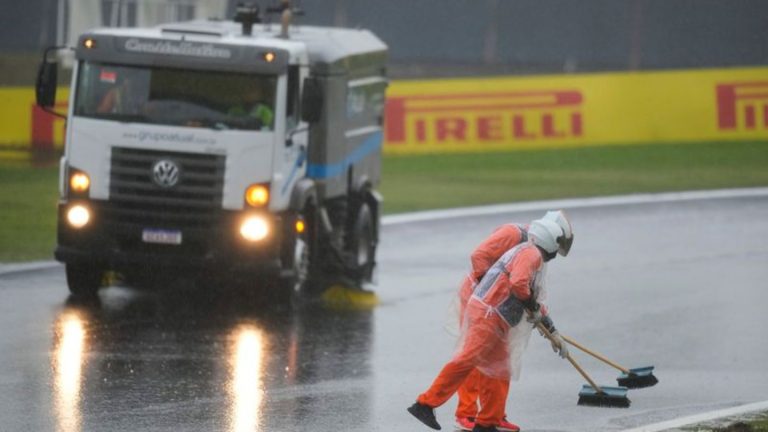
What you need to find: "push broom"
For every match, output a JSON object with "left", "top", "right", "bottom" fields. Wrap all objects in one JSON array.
[
  {"left": 560, "top": 334, "right": 658, "bottom": 389},
  {"left": 536, "top": 323, "right": 631, "bottom": 408}
]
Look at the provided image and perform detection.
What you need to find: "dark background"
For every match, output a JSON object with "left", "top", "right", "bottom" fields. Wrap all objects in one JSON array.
[{"left": 1, "top": 0, "right": 767, "bottom": 83}]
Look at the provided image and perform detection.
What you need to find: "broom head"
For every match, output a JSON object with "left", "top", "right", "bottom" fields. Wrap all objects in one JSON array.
[
  {"left": 617, "top": 366, "right": 658, "bottom": 389},
  {"left": 577, "top": 385, "right": 631, "bottom": 408}
]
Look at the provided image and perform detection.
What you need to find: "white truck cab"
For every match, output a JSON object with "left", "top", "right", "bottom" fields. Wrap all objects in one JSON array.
[{"left": 36, "top": 4, "right": 388, "bottom": 299}]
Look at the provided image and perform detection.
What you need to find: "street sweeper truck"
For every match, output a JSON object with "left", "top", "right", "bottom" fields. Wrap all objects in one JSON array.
[{"left": 35, "top": 3, "right": 388, "bottom": 300}]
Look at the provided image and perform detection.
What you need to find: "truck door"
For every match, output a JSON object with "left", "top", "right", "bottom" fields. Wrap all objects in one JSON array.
[{"left": 278, "top": 65, "right": 309, "bottom": 201}]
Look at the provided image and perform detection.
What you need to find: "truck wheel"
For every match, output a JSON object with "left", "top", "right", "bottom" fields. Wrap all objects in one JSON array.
[
  {"left": 349, "top": 200, "right": 377, "bottom": 283},
  {"left": 65, "top": 263, "right": 103, "bottom": 297}
]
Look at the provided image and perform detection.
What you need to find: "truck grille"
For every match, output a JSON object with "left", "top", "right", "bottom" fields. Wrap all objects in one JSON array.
[{"left": 107, "top": 147, "right": 225, "bottom": 228}]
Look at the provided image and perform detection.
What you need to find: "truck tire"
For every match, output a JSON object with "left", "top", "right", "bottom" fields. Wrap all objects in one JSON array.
[
  {"left": 348, "top": 200, "right": 377, "bottom": 283},
  {"left": 65, "top": 263, "right": 103, "bottom": 297}
]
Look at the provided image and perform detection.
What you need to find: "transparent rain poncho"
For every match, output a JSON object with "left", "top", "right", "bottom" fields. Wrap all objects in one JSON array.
[
  {"left": 452, "top": 243, "right": 548, "bottom": 381},
  {"left": 469, "top": 224, "right": 528, "bottom": 282},
  {"left": 449, "top": 223, "right": 529, "bottom": 335}
]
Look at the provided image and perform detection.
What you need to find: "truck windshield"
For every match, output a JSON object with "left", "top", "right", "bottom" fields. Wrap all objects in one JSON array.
[{"left": 74, "top": 62, "right": 277, "bottom": 131}]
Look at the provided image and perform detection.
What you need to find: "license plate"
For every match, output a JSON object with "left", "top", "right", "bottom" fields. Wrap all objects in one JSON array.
[{"left": 142, "top": 229, "right": 182, "bottom": 245}]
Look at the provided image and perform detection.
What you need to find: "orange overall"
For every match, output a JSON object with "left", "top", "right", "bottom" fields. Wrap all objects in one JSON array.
[
  {"left": 419, "top": 243, "right": 543, "bottom": 428},
  {"left": 457, "top": 224, "right": 527, "bottom": 420}
]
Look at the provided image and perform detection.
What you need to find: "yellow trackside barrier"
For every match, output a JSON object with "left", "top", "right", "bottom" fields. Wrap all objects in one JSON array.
[
  {"left": 0, "top": 87, "right": 69, "bottom": 151},
  {"left": 2, "top": 67, "right": 767, "bottom": 154},
  {"left": 383, "top": 66, "right": 768, "bottom": 154}
]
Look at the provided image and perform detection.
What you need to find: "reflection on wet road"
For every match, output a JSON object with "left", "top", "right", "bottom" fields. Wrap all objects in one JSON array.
[
  {"left": 0, "top": 276, "right": 374, "bottom": 431},
  {"left": 52, "top": 311, "right": 86, "bottom": 432},
  {"left": 230, "top": 324, "right": 265, "bottom": 432}
]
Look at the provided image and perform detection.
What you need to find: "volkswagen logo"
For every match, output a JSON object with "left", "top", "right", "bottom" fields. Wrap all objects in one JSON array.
[{"left": 151, "top": 159, "right": 180, "bottom": 188}]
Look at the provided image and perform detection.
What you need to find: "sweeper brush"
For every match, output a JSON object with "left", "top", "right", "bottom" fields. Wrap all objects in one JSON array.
[
  {"left": 568, "top": 356, "right": 631, "bottom": 408},
  {"left": 617, "top": 366, "right": 658, "bottom": 389},
  {"left": 578, "top": 385, "right": 631, "bottom": 408},
  {"left": 561, "top": 335, "right": 659, "bottom": 389},
  {"left": 536, "top": 323, "right": 631, "bottom": 408}
]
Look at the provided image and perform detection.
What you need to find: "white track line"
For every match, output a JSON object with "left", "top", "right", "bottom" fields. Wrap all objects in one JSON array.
[
  {"left": 0, "top": 261, "right": 60, "bottom": 276},
  {"left": 619, "top": 399, "right": 768, "bottom": 432},
  {"left": 3, "top": 187, "right": 768, "bottom": 276},
  {"left": 381, "top": 187, "right": 768, "bottom": 225}
]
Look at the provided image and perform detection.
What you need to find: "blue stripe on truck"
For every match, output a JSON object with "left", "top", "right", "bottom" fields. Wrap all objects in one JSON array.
[{"left": 306, "top": 131, "right": 382, "bottom": 179}]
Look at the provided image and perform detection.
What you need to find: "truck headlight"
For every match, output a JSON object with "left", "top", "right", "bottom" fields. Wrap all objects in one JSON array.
[
  {"left": 245, "top": 184, "right": 269, "bottom": 207},
  {"left": 70, "top": 170, "right": 90, "bottom": 194},
  {"left": 67, "top": 205, "right": 91, "bottom": 229},
  {"left": 240, "top": 215, "right": 269, "bottom": 242}
]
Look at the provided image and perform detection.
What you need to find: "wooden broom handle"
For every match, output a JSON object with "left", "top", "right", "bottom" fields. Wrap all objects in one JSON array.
[
  {"left": 560, "top": 334, "right": 631, "bottom": 375},
  {"left": 536, "top": 323, "right": 603, "bottom": 394}
]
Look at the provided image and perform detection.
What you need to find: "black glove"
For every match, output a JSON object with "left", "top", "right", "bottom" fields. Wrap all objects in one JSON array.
[{"left": 522, "top": 296, "right": 539, "bottom": 312}]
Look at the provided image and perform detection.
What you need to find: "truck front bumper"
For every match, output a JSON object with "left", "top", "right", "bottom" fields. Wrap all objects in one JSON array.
[{"left": 55, "top": 200, "right": 290, "bottom": 273}]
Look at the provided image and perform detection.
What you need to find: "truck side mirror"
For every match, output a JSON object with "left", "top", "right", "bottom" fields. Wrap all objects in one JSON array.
[
  {"left": 36, "top": 55, "right": 59, "bottom": 108},
  {"left": 301, "top": 77, "right": 322, "bottom": 123}
]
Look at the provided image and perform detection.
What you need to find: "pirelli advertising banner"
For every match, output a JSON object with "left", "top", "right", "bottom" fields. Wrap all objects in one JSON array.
[
  {"left": 0, "top": 66, "right": 767, "bottom": 153},
  {"left": 384, "top": 66, "right": 768, "bottom": 154}
]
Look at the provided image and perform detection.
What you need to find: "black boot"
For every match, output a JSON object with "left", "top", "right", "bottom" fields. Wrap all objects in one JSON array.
[
  {"left": 407, "top": 402, "right": 442, "bottom": 430},
  {"left": 472, "top": 425, "right": 499, "bottom": 432}
]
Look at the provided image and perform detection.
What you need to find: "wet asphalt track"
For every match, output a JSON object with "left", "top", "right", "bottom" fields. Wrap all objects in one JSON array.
[{"left": 1, "top": 192, "right": 768, "bottom": 432}]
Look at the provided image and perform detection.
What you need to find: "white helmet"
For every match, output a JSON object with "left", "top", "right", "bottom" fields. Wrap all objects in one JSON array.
[
  {"left": 528, "top": 219, "right": 565, "bottom": 260},
  {"left": 542, "top": 210, "right": 574, "bottom": 256}
]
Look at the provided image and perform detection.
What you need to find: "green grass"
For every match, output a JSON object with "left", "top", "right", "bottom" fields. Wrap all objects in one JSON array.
[
  {"left": 682, "top": 411, "right": 768, "bottom": 431},
  {"left": 380, "top": 141, "right": 768, "bottom": 213},
  {"left": 0, "top": 160, "right": 59, "bottom": 261},
  {"left": 748, "top": 415, "right": 768, "bottom": 431},
  {"left": 1, "top": 140, "right": 767, "bottom": 261}
]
